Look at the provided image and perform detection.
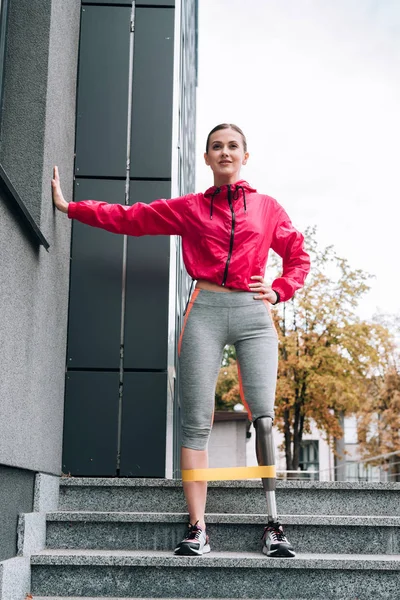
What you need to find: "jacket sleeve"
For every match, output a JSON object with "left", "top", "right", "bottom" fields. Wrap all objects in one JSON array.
[
  {"left": 270, "top": 207, "right": 310, "bottom": 302},
  {"left": 67, "top": 195, "right": 189, "bottom": 236}
]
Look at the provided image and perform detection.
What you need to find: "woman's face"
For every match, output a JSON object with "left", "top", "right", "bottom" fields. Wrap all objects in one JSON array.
[{"left": 204, "top": 128, "right": 249, "bottom": 184}]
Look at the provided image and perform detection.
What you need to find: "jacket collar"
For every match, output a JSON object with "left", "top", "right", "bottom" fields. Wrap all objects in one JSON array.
[{"left": 204, "top": 180, "right": 257, "bottom": 198}]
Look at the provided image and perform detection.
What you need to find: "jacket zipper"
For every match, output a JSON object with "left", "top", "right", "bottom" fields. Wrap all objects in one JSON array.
[{"left": 221, "top": 185, "right": 235, "bottom": 286}]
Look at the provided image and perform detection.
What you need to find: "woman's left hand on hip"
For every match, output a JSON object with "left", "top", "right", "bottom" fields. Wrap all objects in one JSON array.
[{"left": 249, "top": 276, "right": 277, "bottom": 304}]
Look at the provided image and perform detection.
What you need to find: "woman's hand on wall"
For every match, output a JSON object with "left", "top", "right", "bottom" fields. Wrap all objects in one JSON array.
[
  {"left": 249, "top": 276, "right": 278, "bottom": 304},
  {"left": 51, "top": 166, "right": 69, "bottom": 214}
]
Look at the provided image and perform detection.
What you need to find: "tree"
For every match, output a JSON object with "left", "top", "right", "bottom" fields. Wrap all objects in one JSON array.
[
  {"left": 213, "top": 228, "right": 397, "bottom": 476},
  {"left": 215, "top": 356, "right": 241, "bottom": 411},
  {"left": 356, "top": 313, "right": 400, "bottom": 479},
  {"left": 357, "top": 367, "right": 400, "bottom": 481},
  {"left": 272, "top": 227, "right": 394, "bottom": 474}
]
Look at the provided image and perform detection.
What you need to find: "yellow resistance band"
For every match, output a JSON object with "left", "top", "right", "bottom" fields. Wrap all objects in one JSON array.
[{"left": 181, "top": 465, "right": 276, "bottom": 482}]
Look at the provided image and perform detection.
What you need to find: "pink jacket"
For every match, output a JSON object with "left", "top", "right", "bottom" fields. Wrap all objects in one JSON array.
[{"left": 68, "top": 180, "right": 310, "bottom": 302}]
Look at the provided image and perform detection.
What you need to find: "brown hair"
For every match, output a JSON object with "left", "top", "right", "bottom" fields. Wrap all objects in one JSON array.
[{"left": 206, "top": 123, "right": 247, "bottom": 153}]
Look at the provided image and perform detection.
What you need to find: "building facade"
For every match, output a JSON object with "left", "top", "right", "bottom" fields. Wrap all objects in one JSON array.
[{"left": 0, "top": 0, "right": 197, "bottom": 585}]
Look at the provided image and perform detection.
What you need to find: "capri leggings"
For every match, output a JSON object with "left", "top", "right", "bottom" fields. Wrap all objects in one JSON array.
[{"left": 178, "top": 289, "right": 279, "bottom": 451}]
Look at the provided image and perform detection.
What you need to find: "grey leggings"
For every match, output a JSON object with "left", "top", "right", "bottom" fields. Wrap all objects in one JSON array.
[{"left": 178, "top": 289, "right": 278, "bottom": 451}]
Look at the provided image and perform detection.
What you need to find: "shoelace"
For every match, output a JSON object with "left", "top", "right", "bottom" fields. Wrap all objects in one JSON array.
[
  {"left": 182, "top": 278, "right": 195, "bottom": 316},
  {"left": 186, "top": 521, "right": 203, "bottom": 541},
  {"left": 262, "top": 523, "right": 287, "bottom": 543}
]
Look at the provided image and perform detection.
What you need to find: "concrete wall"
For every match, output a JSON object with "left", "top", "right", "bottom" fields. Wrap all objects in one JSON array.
[
  {"left": 0, "top": 466, "right": 35, "bottom": 562},
  {"left": 0, "top": 0, "right": 80, "bottom": 486}
]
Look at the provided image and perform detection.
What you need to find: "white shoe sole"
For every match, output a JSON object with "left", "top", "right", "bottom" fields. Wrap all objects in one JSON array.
[
  {"left": 263, "top": 545, "right": 296, "bottom": 558},
  {"left": 174, "top": 542, "right": 211, "bottom": 556}
]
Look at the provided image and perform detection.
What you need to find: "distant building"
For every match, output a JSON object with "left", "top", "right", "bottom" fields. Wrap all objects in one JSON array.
[{"left": 243, "top": 415, "right": 386, "bottom": 482}]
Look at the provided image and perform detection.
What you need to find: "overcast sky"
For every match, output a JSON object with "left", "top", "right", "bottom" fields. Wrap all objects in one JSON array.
[{"left": 195, "top": 0, "right": 400, "bottom": 322}]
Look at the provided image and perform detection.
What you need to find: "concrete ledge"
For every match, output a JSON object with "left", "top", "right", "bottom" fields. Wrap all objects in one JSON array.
[
  {"left": 60, "top": 477, "right": 400, "bottom": 490},
  {"left": 59, "top": 478, "right": 400, "bottom": 516},
  {"left": 16, "top": 472, "right": 60, "bottom": 558},
  {"left": 34, "top": 473, "right": 60, "bottom": 512},
  {"left": 6, "top": 473, "right": 60, "bottom": 598},
  {"left": 17, "top": 512, "right": 47, "bottom": 556},
  {"left": 30, "top": 550, "right": 400, "bottom": 600},
  {"left": 45, "top": 511, "right": 400, "bottom": 555},
  {"left": 46, "top": 511, "right": 400, "bottom": 526},
  {"left": 30, "top": 548, "right": 400, "bottom": 569},
  {"left": 0, "top": 556, "right": 30, "bottom": 600}
]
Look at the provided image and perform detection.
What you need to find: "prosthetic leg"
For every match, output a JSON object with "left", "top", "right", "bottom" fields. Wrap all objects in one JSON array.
[
  {"left": 255, "top": 416, "right": 295, "bottom": 557},
  {"left": 254, "top": 416, "right": 278, "bottom": 523}
]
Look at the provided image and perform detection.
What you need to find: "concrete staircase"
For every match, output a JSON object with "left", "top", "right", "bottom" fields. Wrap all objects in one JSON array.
[{"left": 30, "top": 478, "right": 400, "bottom": 599}]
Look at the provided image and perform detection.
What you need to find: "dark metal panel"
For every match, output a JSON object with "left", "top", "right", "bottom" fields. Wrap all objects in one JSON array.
[
  {"left": 119, "top": 372, "right": 167, "bottom": 477},
  {"left": 75, "top": 5, "right": 131, "bottom": 178},
  {"left": 63, "top": 372, "right": 120, "bottom": 476},
  {"left": 67, "top": 179, "right": 125, "bottom": 369},
  {"left": 124, "top": 180, "right": 171, "bottom": 370},
  {"left": 83, "top": 1, "right": 131, "bottom": 4},
  {"left": 83, "top": 1, "right": 175, "bottom": 4},
  {"left": 130, "top": 8, "right": 174, "bottom": 178},
  {"left": 136, "top": 1, "right": 175, "bottom": 5}
]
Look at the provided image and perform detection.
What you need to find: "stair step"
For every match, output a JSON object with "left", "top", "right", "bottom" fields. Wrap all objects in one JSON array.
[
  {"left": 45, "top": 511, "right": 400, "bottom": 555},
  {"left": 59, "top": 478, "right": 400, "bottom": 516},
  {"left": 30, "top": 547, "right": 400, "bottom": 566},
  {"left": 30, "top": 549, "right": 400, "bottom": 599}
]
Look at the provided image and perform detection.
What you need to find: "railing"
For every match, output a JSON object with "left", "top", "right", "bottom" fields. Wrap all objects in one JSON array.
[
  {"left": 275, "top": 450, "right": 400, "bottom": 482},
  {"left": 276, "top": 470, "right": 319, "bottom": 481}
]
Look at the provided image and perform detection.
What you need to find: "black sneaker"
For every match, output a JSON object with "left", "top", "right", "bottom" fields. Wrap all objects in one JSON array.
[
  {"left": 174, "top": 522, "right": 211, "bottom": 556},
  {"left": 262, "top": 521, "right": 296, "bottom": 557}
]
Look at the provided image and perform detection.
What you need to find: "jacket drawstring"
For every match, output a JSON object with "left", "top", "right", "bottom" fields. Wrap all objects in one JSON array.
[
  {"left": 210, "top": 187, "right": 221, "bottom": 219},
  {"left": 183, "top": 278, "right": 195, "bottom": 316},
  {"left": 210, "top": 185, "right": 247, "bottom": 219},
  {"left": 234, "top": 185, "right": 247, "bottom": 213}
]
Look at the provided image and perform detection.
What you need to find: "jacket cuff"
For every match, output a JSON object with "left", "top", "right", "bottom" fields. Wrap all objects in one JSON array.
[
  {"left": 271, "top": 290, "right": 281, "bottom": 305},
  {"left": 67, "top": 202, "right": 77, "bottom": 219}
]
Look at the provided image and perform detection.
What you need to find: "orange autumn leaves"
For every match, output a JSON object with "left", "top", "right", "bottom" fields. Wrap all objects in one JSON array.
[{"left": 215, "top": 228, "right": 398, "bottom": 470}]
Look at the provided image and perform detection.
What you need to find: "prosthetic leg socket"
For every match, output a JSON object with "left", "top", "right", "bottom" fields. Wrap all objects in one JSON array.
[{"left": 254, "top": 416, "right": 278, "bottom": 522}]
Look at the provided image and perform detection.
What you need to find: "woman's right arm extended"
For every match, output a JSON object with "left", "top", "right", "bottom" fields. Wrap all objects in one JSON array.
[{"left": 51, "top": 166, "right": 188, "bottom": 237}]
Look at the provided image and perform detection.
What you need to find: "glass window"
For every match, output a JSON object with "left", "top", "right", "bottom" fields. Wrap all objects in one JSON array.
[
  {"left": 344, "top": 415, "right": 358, "bottom": 444},
  {"left": 299, "top": 440, "right": 319, "bottom": 480}
]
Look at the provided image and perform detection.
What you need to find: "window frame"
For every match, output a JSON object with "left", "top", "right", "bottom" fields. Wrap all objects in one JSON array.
[{"left": 0, "top": 164, "right": 50, "bottom": 249}]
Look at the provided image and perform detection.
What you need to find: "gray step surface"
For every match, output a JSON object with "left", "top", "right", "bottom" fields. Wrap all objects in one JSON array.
[
  {"left": 45, "top": 511, "right": 400, "bottom": 555},
  {"left": 30, "top": 549, "right": 400, "bottom": 599},
  {"left": 59, "top": 478, "right": 400, "bottom": 516}
]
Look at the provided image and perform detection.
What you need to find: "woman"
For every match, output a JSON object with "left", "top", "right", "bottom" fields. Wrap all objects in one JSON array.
[{"left": 52, "top": 123, "right": 310, "bottom": 558}]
